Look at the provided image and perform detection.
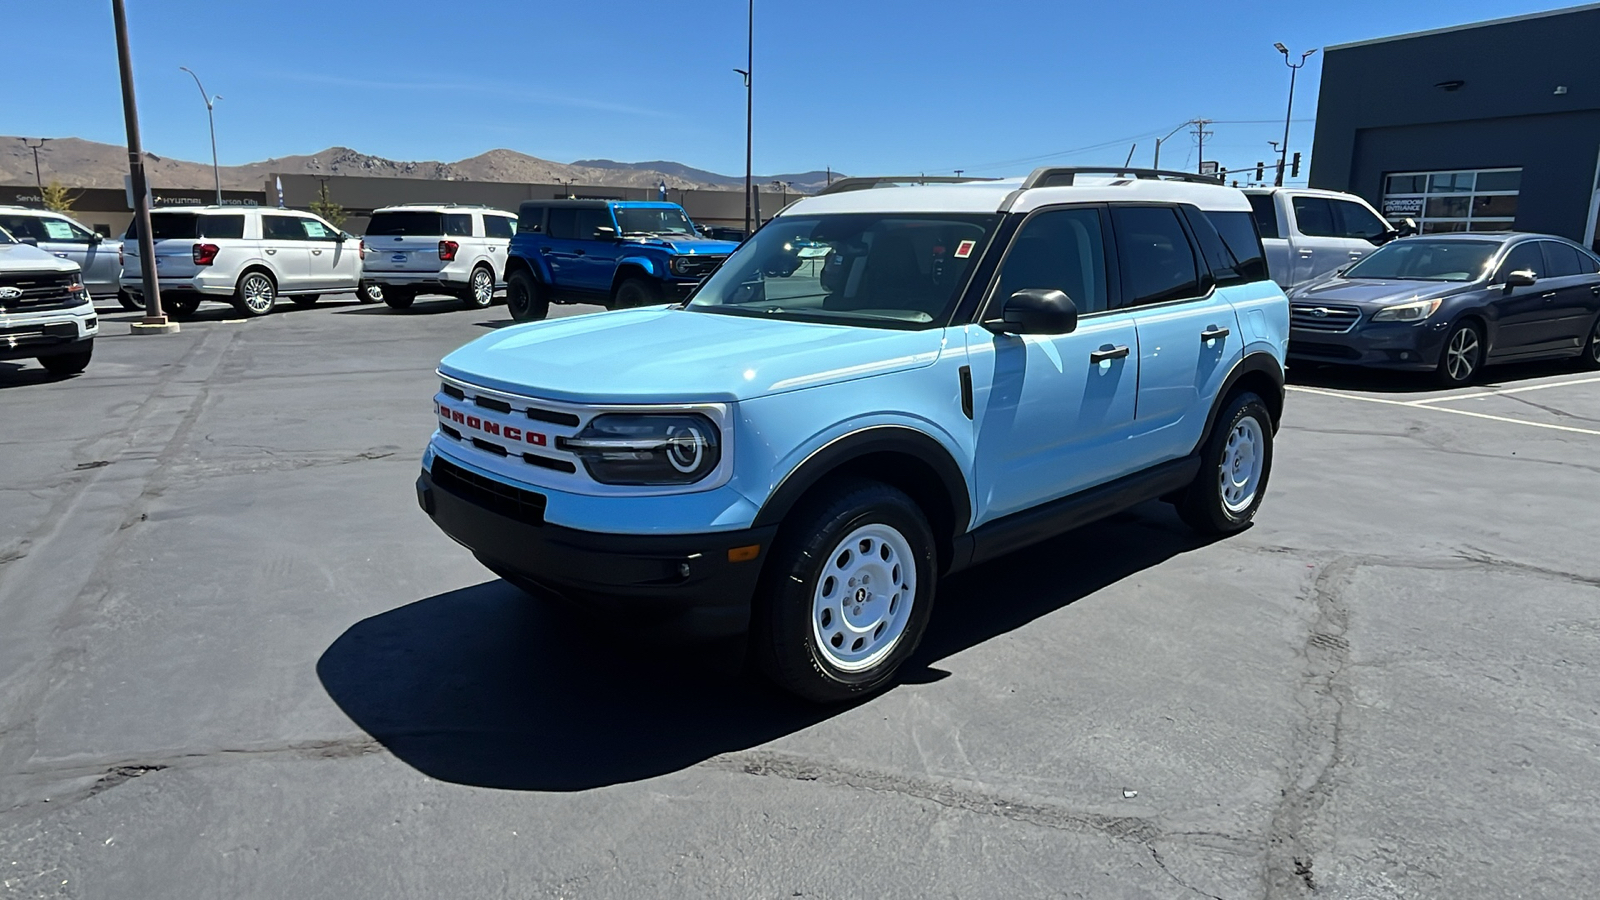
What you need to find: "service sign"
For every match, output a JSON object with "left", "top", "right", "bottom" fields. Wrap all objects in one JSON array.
[{"left": 1382, "top": 198, "right": 1424, "bottom": 218}]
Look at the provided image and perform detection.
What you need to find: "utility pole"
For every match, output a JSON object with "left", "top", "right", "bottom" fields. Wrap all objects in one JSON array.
[
  {"left": 734, "top": 0, "right": 753, "bottom": 236},
  {"left": 954, "top": 169, "right": 964, "bottom": 178},
  {"left": 21, "top": 138, "right": 48, "bottom": 192},
  {"left": 1152, "top": 121, "right": 1190, "bottom": 170},
  {"left": 179, "top": 66, "right": 222, "bottom": 205},
  {"left": 1273, "top": 43, "right": 1316, "bottom": 186},
  {"left": 825, "top": 166, "right": 832, "bottom": 186},
  {"left": 113, "top": 0, "right": 175, "bottom": 334},
  {"left": 1192, "top": 119, "right": 1214, "bottom": 175}
]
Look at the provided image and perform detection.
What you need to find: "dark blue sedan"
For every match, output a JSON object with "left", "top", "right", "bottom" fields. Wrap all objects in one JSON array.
[{"left": 1286, "top": 232, "right": 1600, "bottom": 385}]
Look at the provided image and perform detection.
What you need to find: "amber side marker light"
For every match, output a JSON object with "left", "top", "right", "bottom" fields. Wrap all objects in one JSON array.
[{"left": 728, "top": 544, "right": 761, "bottom": 563}]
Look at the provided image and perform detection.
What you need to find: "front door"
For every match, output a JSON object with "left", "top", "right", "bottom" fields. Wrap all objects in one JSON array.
[
  {"left": 1490, "top": 240, "right": 1555, "bottom": 355},
  {"left": 1289, "top": 195, "right": 1364, "bottom": 286},
  {"left": 36, "top": 216, "right": 118, "bottom": 296},
  {"left": 963, "top": 205, "right": 1141, "bottom": 526},
  {"left": 296, "top": 216, "right": 353, "bottom": 291},
  {"left": 259, "top": 214, "right": 313, "bottom": 292},
  {"left": 570, "top": 206, "right": 621, "bottom": 295}
]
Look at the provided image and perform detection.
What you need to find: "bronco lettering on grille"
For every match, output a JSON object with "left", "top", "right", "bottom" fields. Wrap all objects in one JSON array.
[{"left": 437, "top": 403, "right": 548, "bottom": 446}]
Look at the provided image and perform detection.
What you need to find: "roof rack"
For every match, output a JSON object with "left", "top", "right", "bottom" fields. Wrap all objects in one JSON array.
[
  {"left": 1020, "top": 167, "right": 1223, "bottom": 189},
  {"left": 816, "top": 175, "right": 1001, "bottom": 196}
]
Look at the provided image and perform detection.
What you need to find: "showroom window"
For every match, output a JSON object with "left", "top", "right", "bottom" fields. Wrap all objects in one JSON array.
[{"left": 1381, "top": 168, "right": 1521, "bottom": 234}]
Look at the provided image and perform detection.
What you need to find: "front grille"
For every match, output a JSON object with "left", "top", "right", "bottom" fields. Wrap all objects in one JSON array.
[
  {"left": 526, "top": 407, "right": 580, "bottom": 427},
  {"left": 431, "top": 457, "right": 547, "bottom": 526},
  {"left": 1289, "top": 340, "right": 1362, "bottom": 360},
  {"left": 673, "top": 255, "right": 725, "bottom": 278},
  {"left": 1290, "top": 303, "right": 1362, "bottom": 334},
  {"left": 0, "top": 271, "right": 81, "bottom": 313}
]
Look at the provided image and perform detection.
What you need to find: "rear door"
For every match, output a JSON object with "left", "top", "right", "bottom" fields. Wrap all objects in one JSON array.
[
  {"left": 1114, "top": 205, "right": 1244, "bottom": 465},
  {"left": 259, "top": 213, "right": 313, "bottom": 291},
  {"left": 363, "top": 211, "right": 447, "bottom": 276}
]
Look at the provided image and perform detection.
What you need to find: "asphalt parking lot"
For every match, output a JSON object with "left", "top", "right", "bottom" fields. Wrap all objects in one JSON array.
[{"left": 2, "top": 294, "right": 1597, "bottom": 899}]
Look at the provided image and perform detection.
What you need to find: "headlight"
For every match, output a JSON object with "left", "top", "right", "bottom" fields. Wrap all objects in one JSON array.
[
  {"left": 1371, "top": 297, "right": 1442, "bottom": 322},
  {"left": 669, "top": 256, "right": 692, "bottom": 275},
  {"left": 68, "top": 276, "right": 89, "bottom": 305},
  {"left": 559, "top": 413, "right": 721, "bottom": 485}
]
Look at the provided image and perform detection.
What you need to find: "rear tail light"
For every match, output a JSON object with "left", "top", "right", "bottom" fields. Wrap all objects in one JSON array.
[
  {"left": 193, "top": 243, "right": 220, "bottom": 266},
  {"left": 439, "top": 240, "right": 459, "bottom": 262},
  {"left": 358, "top": 239, "right": 366, "bottom": 261}
]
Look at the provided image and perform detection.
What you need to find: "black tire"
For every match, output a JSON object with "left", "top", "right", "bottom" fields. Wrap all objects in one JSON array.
[
  {"left": 1578, "top": 315, "right": 1600, "bottom": 371},
  {"left": 164, "top": 294, "right": 202, "bottom": 319},
  {"left": 463, "top": 266, "right": 495, "bottom": 309},
  {"left": 751, "top": 479, "right": 937, "bottom": 704},
  {"left": 384, "top": 287, "right": 416, "bottom": 311},
  {"left": 357, "top": 282, "right": 384, "bottom": 304},
  {"left": 233, "top": 270, "right": 277, "bottom": 317},
  {"left": 117, "top": 289, "right": 144, "bottom": 311},
  {"left": 612, "top": 276, "right": 664, "bottom": 310},
  {"left": 1435, "top": 319, "right": 1484, "bottom": 387},
  {"left": 39, "top": 343, "right": 92, "bottom": 377},
  {"left": 1177, "top": 391, "right": 1274, "bottom": 536},
  {"left": 506, "top": 270, "right": 548, "bottom": 321},
  {"left": 291, "top": 294, "right": 320, "bottom": 308}
]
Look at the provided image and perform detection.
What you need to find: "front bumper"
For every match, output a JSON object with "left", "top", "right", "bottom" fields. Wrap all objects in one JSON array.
[
  {"left": 1288, "top": 319, "right": 1451, "bottom": 371},
  {"left": 417, "top": 458, "right": 776, "bottom": 636},
  {"left": 0, "top": 304, "right": 97, "bottom": 361}
]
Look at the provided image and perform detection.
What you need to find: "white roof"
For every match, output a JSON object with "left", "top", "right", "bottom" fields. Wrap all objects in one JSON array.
[
  {"left": 371, "top": 204, "right": 515, "bottom": 214},
  {"left": 783, "top": 175, "right": 1251, "bottom": 218}
]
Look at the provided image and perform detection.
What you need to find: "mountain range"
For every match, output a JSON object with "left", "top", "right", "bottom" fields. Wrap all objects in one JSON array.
[{"left": 0, "top": 137, "right": 839, "bottom": 194}]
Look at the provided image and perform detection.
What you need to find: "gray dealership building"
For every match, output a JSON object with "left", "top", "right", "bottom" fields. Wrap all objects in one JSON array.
[{"left": 1309, "top": 3, "right": 1600, "bottom": 252}]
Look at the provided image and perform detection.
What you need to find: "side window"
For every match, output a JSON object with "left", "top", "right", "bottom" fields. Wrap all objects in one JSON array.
[
  {"left": 1206, "top": 211, "right": 1270, "bottom": 284},
  {"left": 262, "top": 215, "right": 304, "bottom": 240},
  {"left": 1111, "top": 206, "right": 1201, "bottom": 306},
  {"left": 1577, "top": 250, "right": 1600, "bottom": 275},
  {"left": 1247, "top": 194, "right": 1279, "bottom": 240},
  {"left": 0, "top": 215, "right": 48, "bottom": 241},
  {"left": 573, "top": 208, "right": 613, "bottom": 240},
  {"left": 484, "top": 215, "right": 515, "bottom": 239},
  {"left": 546, "top": 208, "right": 577, "bottom": 240},
  {"left": 516, "top": 206, "right": 545, "bottom": 233},
  {"left": 1332, "top": 200, "right": 1389, "bottom": 240},
  {"left": 199, "top": 215, "right": 245, "bottom": 240},
  {"left": 990, "top": 207, "right": 1109, "bottom": 314},
  {"left": 1291, "top": 196, "right": 1337, "bottom": 237},
  {"left": 298, "top": 217, "right": 335, "bottom": 240},
  {"left": 1497, "top": 242, "right": 1545, "bottom": 280},
  {"left": 42, "top": 218, "right": 94, "bottom": 242},
  {"left": 443, "top": 214, "right": 473, "bottom": 237},
  {"left": 1540, "top": 241, "right": 1583, "bottom": 277}
]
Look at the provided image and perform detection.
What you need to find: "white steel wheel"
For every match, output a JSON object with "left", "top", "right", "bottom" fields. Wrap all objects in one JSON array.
[
  {"left": 1219, "top": 416, "right": 1266, "bottom": 515},
  {"left": 810, "top": 523, "right": 918, "bottom": 672},
  {"left": 467, "top": 267, "right": 494, "bottom": 308},
  {"left": 236, "top": 272, "right": 276, "bottom": 316}
]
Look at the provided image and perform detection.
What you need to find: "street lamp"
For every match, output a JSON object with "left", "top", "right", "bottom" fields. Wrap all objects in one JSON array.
[
  {"left": 1151, "top": 121, "right": 1190, "bottom": 170},
  {"left": 1273, "top": 43, "right": 1316, "bottom": 186},
  {"left": 735, "top": 0, "right": 753, "bottom": 236},
  {"left": 178, "top": 66, "right": 222, "bottom": 205},
  {"left": 21, "top": 138, "right": 48, "bottom": 192}
]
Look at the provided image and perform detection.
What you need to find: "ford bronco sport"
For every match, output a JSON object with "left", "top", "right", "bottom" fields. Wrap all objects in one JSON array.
[{"left": 417, "top": 168, "right": 1290, "bottom": 702}]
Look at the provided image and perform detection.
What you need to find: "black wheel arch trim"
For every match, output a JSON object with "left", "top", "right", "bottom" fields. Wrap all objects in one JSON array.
[{"left": 1193, "top": 352, "right": 1285, "bottom": 454}]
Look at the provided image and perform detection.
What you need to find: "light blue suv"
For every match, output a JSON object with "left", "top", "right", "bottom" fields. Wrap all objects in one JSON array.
[{"left": 416, "top": 167, "right": 1290, "bottom": 702}]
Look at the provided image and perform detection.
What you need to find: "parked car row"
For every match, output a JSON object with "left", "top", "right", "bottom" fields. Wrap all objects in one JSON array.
[{"left": 0, "top": 221, "right": 98, "bottom": 376}]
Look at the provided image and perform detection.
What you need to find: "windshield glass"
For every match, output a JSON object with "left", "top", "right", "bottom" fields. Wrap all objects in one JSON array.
[
  {"left": 1344, "top": 239, "right": 1499, "bottom": 282},
  {"left": 0, "top": 225, "right": 14, "bottom": 245},
  {"left": 687, "top": 213, "right": 1000, "bottom": 329},
  {"left": 366, "top": 211, "right": 444, "bottom": 236},
  {"left": 615, "top": 207, "right": 697, "bottom": 237}
]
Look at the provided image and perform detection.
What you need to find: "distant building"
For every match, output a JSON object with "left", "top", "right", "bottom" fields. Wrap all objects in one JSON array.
[{"left": 1310, "top": 3, "right": 1600, "bottom": 252}]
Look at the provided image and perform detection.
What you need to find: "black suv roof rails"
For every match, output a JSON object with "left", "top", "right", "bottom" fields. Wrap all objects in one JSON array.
[
  {"left": 1020, "top": 167, "right": 1223, "bottom": 189},
  {"left": 816, "top": 175, "right": 1001, "bottom": 196}
]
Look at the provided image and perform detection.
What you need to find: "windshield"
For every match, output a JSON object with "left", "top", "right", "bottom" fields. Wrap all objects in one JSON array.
[
  {"left": 0, "top": 225, "right": 14, "bottom": 245},
  {"left": 1344, "top": 239, "right": 1499, "bottom": 282},
  {"left": 687, "top": 213, "right": 1000, "bottom": 329},
  {"left": 615, "top": 207, "right": 697, "bottom": 237}
]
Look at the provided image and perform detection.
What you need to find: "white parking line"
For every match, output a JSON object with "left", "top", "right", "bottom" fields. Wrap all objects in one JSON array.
[
  {"left": 1404, "top": 374, "right": 1600, "bottom": 405},
  {"left": 1287, "top": 385, "right": 1600, "bottom": 437}
]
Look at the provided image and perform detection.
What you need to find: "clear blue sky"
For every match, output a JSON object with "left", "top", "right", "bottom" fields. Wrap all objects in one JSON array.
[{"left": 0, "top": 0, "right": 1574, "bottom": 181}]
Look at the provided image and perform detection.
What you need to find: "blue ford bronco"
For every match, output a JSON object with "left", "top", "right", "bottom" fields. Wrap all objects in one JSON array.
[
  {"left": 502, "top": 199, "right": 739, "bottom": 320},
  {"left": 417, "top": 168, "right": 1290, "bottom": 702}
]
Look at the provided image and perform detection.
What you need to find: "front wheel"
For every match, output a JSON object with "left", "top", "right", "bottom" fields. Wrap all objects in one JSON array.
[
  {"left": 233, "top": 271, "right": 277, "bottom": 317},
  {"left": 611, "top": 277, "right": 663, "bottom": 310},
  {"left": 751, "top": 479, "right": 936, "bottom": 704},
  {"left": 1177, "top": 391, "right": 1274, "bottom": 536},
  {"left": 39, "top": 343, "right": 93, "bottom": 377},
  {"left": 164, "top": 294, "right": 201, "bottom": 319},
  {"left": 1436, "top": 320, "right": 1484, "bottom": 387},
  {"left": 117, "top": 290, "right": 144, "bottom": 311},
  {"left": 291, "top": 294, "right": 320, "bottom": 309},
  {"left": 506, "top": 270, "right": 548, "bottom": 321},
  {"left": 463, "top": 267, "right": 495, "bottom": 309},
  {"left": 357, "top": 282, "right": 383, "bottom": 304}
]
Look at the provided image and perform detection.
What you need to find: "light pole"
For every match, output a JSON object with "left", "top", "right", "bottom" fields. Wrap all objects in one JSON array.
[
  {"left": 1152, "top": 121, "right": 1189, "bottom": 170},
  {"left": 179, "top": 66, "right": 222, "bottom": 205},
  {"left": 735, "top": 0, "right": 753, "bottom": 236},
  {"left": 113, "top": 0, "right": 173, "bottom": 332},
  {"left": 21, "top": 138, "right": 48, "bottom": 192},
  {"left": 1273, "top": 43, "right": 1316, "bottom": 186}
]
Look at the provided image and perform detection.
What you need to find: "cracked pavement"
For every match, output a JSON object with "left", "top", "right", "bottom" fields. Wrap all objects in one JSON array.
[{"left": 2, "top": 295, "right": 1598, "bottom": 898}]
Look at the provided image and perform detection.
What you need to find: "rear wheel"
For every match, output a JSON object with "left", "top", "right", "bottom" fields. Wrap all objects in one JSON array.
[
  {"left": 751, "top": 479, "right": 936, "bottom": 703},
  {"left": 612, "top": 277, "right": 663, "bottom": 310},
  {"left": 117, "top": 290, "right": 143, "bottom": 311},
  {"left": 233, "top": 271, "right": 277, "bottom": 317},
  {"left": 506, "top": 270, "right": 548, "bottom": 321},
  {"left": 1579, "top": 315, "right": 1600, "bottom": 371},
  {"left": 164, "top": 294, "right": 201, "bottom": 318},
  {"left": 39, "top": 343, "right": 93, "bottom": 377},
  {"left": 1177, "top": 391, "right": 1274, "bottom": 536},
  {"left": 384, "top": 287, "right": 416, "bottom": 311},
  {"left": 291, "top": 294, "right": 320, "bottom": 308},
  {"left": 464, "top": 266, "right": 495, "bottom": 309}
]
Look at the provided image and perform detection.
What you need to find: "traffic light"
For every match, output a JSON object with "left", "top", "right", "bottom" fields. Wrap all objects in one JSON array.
[
  {"left": 1291, "top": 152, "right": 1302, "bottom": 178},
  {"left": 1255, "top": 161, "right": 1265, "bottom": 181}
]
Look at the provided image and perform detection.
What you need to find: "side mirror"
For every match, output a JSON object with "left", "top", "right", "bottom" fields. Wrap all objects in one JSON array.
[
  {"left": 984, "top": 288, "right": 1078, "bottom": 335},
  {"left": 593, "top": 225, "right": 618, "bottom": 240},
  {"left": 90, "top": 232, "right": 104, "bottom": 244},
  {"left": 334, "top": 232, "right": 347, "bottom": 243},
  {"left": 1503, "top": 269, "right": 1538, "bottom": 287},
  {"left": 1397, "top": 217, "right": 1418, "bottom": 237},
  {"left": 18, "top": 237, "right": 37, "bottom": 247}
]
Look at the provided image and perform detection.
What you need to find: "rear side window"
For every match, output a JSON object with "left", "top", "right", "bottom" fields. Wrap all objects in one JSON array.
[
  {"left": 484, "top": 215, "right": 515, "bottom": 239},
  {"left": 1540, "top": 241, "right": 1583, "bottom": 277},
  {"left": 1291, "top": 196, "right": 1337, "bottom": 237},
  {"left": 1578, "top": 250, "right": 1600, "bottom": 275},
  {"left": 1247, "top": 194, "right": 1279, "bottom": 239},
  {"left": 1332, "top": 200, "right": 1389, "bottom": 240},
  {"left": 444, "top": 214, "right": 473, "bottom": 237},
  {"left": 199, "top": 215, "right": 244, "bottom": 239},
  {"left": 1205, "top": 211, "right": 1270, "bottom": 284},
  {"left": 992, "top": 207, "right": 1109, "bottom": 314},
  {"left": 366, "top": 211, "right": 443, "bottom": 236},
  {"left": 546, "top": 208, "right": 577, "bottom": 239},
  {"left": 1111, "top": 206, "right": 1201, "bottom": 306}
]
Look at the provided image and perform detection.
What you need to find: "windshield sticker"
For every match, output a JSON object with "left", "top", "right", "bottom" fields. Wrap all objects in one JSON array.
[
  {"left": 43, "top": 220, "right": 76, "bottom": 240},
  {"left": 954, "top": 240, "right": 976, "bottom": 259}
]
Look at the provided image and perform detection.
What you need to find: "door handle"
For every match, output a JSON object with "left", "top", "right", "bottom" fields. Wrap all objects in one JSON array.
[
  {"left": 1200, "top": 326, "right": 1231, "bottom": 342},
  {"left": 1090, "top": 345, "right": 1130, "bottom": 364},
  {"left": 1298, "top": 249, "right": 1314, "bottom": 257},
  {"left": 312, "top": 249, "right": 323, "bottom": 256},
  {"left": 573, "top": 250, "right": 586, "bottom": 257},
  {"left": 266, "top": 249, "right": 276, "bottom": 255},
  {"left": 1541, "top": 291, "right": 1557, "bottom": 300},
  {"left": 539, "top": 247, "right": 551, "bottom": 255}
]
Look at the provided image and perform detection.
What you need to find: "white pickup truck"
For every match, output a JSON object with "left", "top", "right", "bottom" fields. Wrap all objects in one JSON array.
[{"left": 1243, "top": 188, "right": 1410, "bottom": 291}]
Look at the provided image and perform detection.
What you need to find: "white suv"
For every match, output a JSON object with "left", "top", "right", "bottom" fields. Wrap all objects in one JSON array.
[
  {"left": 0, "top": 224, "right": 96, "bottom": 376},
  {"left": 120, "top": 207, "right": 363, "bottom": 318},
  {"left": 0, "top": 206, "right": 125, "bottom": 306},
  {"left": 360, "top": 205, "right": 516, "bottom": 311}
]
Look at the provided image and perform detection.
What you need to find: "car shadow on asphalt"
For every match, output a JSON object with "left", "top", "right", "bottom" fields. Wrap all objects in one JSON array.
[
  {"left": 315, "top": 502, "right": 1214, "bottom": 792},
  {"left": 1287, "top": 357, "right": 1583, "bottom": 394},
  {"left": 0, "top": 361, "right": 65, "bottom": 389}
]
